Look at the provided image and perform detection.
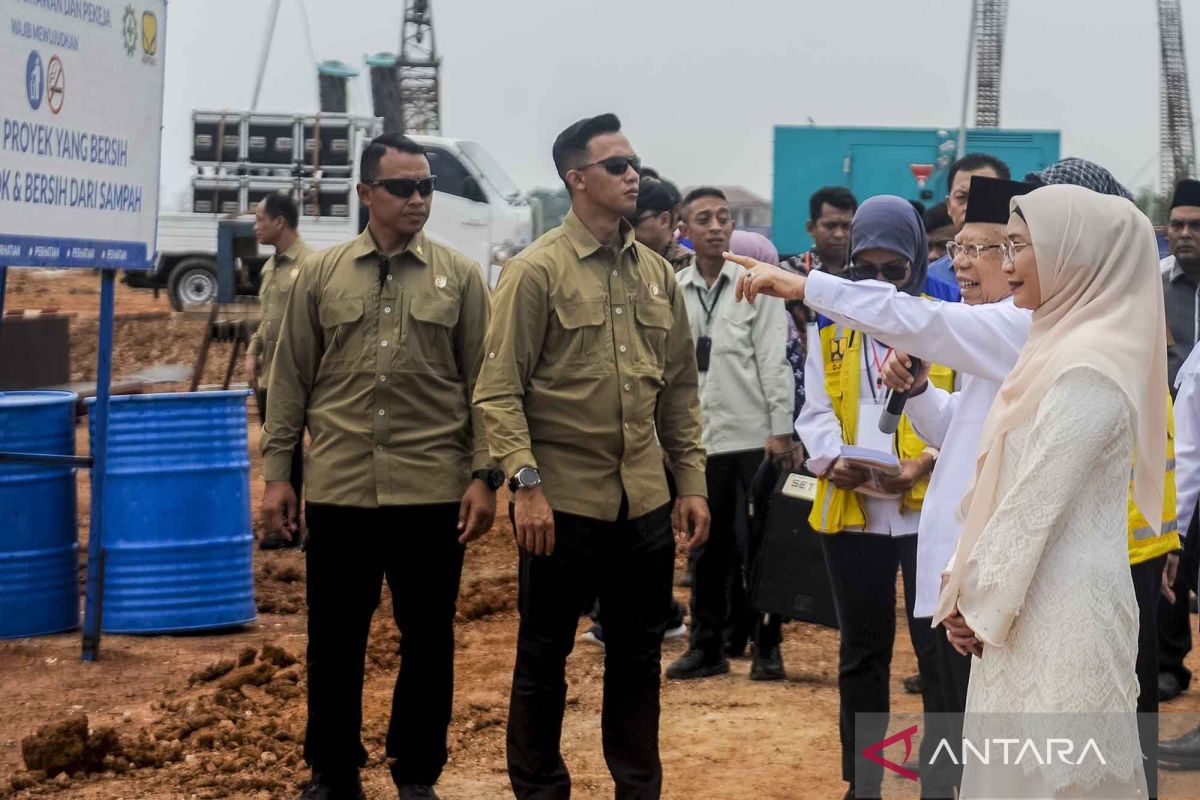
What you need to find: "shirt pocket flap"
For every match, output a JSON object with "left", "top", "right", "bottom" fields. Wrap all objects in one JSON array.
[
  {"left": 410, "top": 293, "right": 461, "bottom": 327},
  {"left": 319, "top": 297, "right": 364, "bottom": 327},
  {"left": 555, "top": 300, "right": 606, "bottom": 329},
  {"left": 635, "top": 298, "right": 673, "bottom": 329}
]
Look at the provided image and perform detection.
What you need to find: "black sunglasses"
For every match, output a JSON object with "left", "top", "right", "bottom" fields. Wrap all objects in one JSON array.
[
  {"left": 844, "top": 259, "right": 911, "bottom": 282},
  {"left": 367, "top": 176, "right": 437, "bottom": 198},
  {"left": 576, "top": 155, "right": 642, "bottom": 176}
]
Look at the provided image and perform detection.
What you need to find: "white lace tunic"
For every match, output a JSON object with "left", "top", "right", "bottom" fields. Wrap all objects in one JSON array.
[{"left": 958, "top": 368, "right": 1146, "bottom": 798}]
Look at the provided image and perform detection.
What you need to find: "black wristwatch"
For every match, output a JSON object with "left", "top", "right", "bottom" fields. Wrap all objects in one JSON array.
[
  {"left": 472, "top": 468, "right": 505, "bottom": 491},
  {"left": 508, "top": 466, "right": 542, "bottom": 492}
]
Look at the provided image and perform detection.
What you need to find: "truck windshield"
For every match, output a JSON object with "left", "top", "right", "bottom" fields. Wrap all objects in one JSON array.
[{"left": 459, "top": 141, "right": 524, "bottom": 204}]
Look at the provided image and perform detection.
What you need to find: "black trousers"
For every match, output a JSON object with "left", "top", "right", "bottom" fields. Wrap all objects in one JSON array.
[
  {"left": 931, "top": 622, "right": 972, "bottom": 795},
  {"left": 1133, "top": 555, "right": 1167, "bottom": 799},
  {"left": 821, "top": 532, "right": 948, "bottom": 798},
  {"left": 257, "top": 388, "right": 304, "bottom": 502},
  {"left": 506, "top": 502, "right": 675, "bottom": 800},
  {"left": 690, "top": 450, "right": 762, "bottom": 659},
  {"left": 1159, "top": 530, "right": 1196, "bottom": 690},
  {"left": 303, "top": 502, "right": 465, "bottom": 787}
]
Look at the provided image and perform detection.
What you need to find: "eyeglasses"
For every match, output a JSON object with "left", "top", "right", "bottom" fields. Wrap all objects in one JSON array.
[
  {"left": 1001, "top": 240, "right": 1032, "bottom": 263},
  {"left": 366, "top": 176, "right": 437, "bottom": 198},
  {"left": 575, "top": 155, "right": 642, "bottom": 176},
  {"left": 946, "top": 242, "right": 1004, "bottom": 260},
  {"left": 844, "top": 259, "right": 911, "bottom": 282}
]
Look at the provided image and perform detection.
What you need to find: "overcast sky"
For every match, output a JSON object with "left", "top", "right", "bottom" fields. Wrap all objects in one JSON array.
[{"left": 161, "top": 0, "right": 1196, "bottom": 209}]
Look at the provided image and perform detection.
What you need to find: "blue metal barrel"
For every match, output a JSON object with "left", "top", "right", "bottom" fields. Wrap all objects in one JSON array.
[
  {"left": 0, "top": 391, "right": 80, "bottom": 638},
  {"left": 88, "top": 391, "right": 255, "bottom": 633}
]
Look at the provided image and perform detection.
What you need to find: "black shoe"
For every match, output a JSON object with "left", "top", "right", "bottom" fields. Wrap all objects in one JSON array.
[
  {"left": 299, "top": 780, "right": 365, "bottom": 800},
  {"left": 749, "top": 646, "right": 785, "bottom": 681},
  {"left": 260, "top": 530, "right": 299, "bottom": 550},
  {"left": 903, "top": 672, "right": 923, "bottom": 695},
  {"left": 399, "top": 786, "right": 440, "bottom": 800},
  {"left": 580, "top": 623, "right": 605, "bottom": 648},
  {"left": 1159, "top": 725, "right": 1200, "bottom": 766},
  {"left": 666, "top": 648, "right": 730, "bottom": 680},
  {"left": 1160, "top": 672, "right": 1185, "bottom": 703}
]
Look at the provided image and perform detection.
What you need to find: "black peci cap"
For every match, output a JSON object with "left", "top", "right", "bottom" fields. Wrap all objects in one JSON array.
[
  {"left": 1171, "top": 179, "right": 1200, "bottom": 210},
  {"left": 964, "top": 176, "right": 1035, "bottom": 224}
]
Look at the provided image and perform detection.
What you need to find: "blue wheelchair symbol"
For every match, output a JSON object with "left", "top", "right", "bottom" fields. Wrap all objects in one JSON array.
[{"left": 26, "top": 51, "right": 44, "bottom": 111}]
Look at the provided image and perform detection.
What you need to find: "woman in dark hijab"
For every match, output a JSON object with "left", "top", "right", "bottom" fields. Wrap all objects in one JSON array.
[
  {"left": 763, "top": 195, "right": 957, "bottom": 799},
  {"left": 842, "top": 194, "right": 932, "bottom": 296}
]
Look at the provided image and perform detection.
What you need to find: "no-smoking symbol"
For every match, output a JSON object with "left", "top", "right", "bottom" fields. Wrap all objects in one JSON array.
[{"left": 46, "top": 56, "right": 64, "bottom": 114}]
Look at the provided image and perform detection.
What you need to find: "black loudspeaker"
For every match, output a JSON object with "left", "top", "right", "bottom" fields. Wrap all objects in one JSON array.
[{"left": 747, "top": 470, "right": 839, "bottom": 629}]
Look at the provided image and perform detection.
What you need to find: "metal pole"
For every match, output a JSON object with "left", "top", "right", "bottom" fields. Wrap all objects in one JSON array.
[
  {"left": 82, "top": 269, "right": 116, "bottom": 662},
  {"left": 249, "top": 0, "right": 283, "bottom": 111},
  {"left": 957, "top": 0, "right": 979, "bottom": 159}
]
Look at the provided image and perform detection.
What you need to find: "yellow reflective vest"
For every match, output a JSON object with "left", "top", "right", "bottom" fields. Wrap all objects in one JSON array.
[
  {"left": 809, "top": 321, "right": 954, "bottom": 534},
  {"left": 1126, "top": 397, "right": 1180, "bottom": 565}
]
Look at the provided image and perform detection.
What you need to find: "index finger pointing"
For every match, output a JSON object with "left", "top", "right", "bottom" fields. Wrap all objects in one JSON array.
[{"left": 722, "top": 252, "right": 756, "bottom": 269}]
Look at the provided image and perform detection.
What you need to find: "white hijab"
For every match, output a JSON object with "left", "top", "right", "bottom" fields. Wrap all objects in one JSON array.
[{"left": 934, "top": 184, "right": 1168, "bottom": 627}]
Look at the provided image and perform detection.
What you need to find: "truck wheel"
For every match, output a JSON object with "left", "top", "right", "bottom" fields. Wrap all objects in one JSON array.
[{"left": 168, "top": 259, "right": 218, "bottom": 311}]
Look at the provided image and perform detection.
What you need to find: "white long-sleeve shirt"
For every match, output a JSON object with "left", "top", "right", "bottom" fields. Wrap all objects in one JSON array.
[
  {"left": 678, "top": 261, "right": 795, "bottom": 455},
  {"left": 794, "top": 321, "right": 921, "bottom": 537},
  {"left": 1175, "top": 345, "right": 1200, "bottom": 536},
  {"left": 803, "top": 270, "right": 1032, "bottom": 617}
]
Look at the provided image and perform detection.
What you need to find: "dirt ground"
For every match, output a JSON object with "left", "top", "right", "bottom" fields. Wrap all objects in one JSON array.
[{"left": 3, "top": 269, "right": 1200, "bottom": 799}]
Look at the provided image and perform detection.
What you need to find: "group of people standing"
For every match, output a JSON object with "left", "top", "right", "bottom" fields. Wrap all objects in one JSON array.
[{"left": 245, "top": 109, "right": 1195, "bottom": 800}]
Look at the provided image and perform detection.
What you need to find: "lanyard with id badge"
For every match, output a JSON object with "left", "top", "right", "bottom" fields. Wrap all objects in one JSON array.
[
  {"left": 694, "top": 275, "right": 727, "bottom": 371},
  {"left": 850, "top": 333, "right": 903, "bottom": 498}
]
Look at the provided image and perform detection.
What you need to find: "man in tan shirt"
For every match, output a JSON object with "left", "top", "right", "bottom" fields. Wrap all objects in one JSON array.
[
  {"left": 474, "top": 113, "right": 710, "bottom": 800},
  {"left": 247, "top": 192, "right": 312, "bottom": 549},
  {"left": 262, "top": 132, "right": 499, "bottom": 800}
]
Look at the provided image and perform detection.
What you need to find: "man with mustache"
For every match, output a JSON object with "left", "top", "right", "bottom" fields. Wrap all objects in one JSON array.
[{"left": 262, "top": 132, "right": 499, "bottom": 800}]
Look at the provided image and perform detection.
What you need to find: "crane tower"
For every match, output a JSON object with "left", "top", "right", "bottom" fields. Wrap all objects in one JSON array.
[{"left": 1159, "top": 0, "right": 1196, "bottom": 188}]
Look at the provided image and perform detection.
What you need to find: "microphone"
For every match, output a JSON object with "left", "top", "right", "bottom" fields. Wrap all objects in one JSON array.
[{"left": 878, "top": 357, "right": 923, "bottom": 435}]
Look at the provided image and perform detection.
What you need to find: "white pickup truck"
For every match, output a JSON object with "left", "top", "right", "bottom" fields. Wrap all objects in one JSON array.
[{"left": 130, "top": 130, "right": 532, "bottom": 308}]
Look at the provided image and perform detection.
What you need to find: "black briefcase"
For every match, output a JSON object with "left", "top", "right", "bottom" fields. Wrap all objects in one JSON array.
[{"left": 747, "top": 469, "right": 840, "bottom": 630}]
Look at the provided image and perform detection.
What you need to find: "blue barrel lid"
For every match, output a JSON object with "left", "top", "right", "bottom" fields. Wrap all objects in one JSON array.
[
  {"left": 0, "top": 390, "right": 78, "bottom": 408},
  {"left": 83, "top": 389, "right": 252, "bottom": 406}
]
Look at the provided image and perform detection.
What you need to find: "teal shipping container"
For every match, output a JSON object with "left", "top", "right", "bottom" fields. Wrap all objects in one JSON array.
[{"left": 772, "top": 126, "right": 1061, "bottom": 256}]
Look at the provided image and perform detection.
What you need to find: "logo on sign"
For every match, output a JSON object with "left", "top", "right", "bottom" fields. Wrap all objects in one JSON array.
[
  {"left": 46, "top": 56, "right": 65, "bottom": 115},
  {"left": 122, "top": 5, "right": 137, "bottom": 56},
  {"left": 141, "top": 11, "right": 157, "bottom": 56},
  {"left": 25, "top": 51, "right": 44, "bottom": 111}
]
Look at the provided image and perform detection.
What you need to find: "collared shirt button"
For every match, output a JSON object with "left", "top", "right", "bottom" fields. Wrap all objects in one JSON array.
[
  {"left": 386, "top": 274, "right": 393, "bottom": 281},
  {"left": 376, "top": 445, "right": 383, "bottom": 451},
  {"left": 384, "top": 306, "right": 392, "bottom": 314},
  {"left": 381, "top": 340, "right": 388, "bottom": 347},
  {"left": 611, "top": 270, "right": 619, "bottom": 278},
  {"left": 378, "top": 408, "right": 386, "bottom": 416},
  {"left": 623, "top": 422, "right": 629, "bottom": 429},
  {"left": 489, "top": 352, "right": 496, "bottom": 359},
  {"left": 619, "top": 345, "right": 627, "bottom": 354},
  {"left": 379, "top": 374, "right": 387, "bottom": 382},
  {"left": 623, "top": 383, "right": 631, "bottom": 392},
  {"left": 615, "top": 306, "right": 624, "bottom": 315}
]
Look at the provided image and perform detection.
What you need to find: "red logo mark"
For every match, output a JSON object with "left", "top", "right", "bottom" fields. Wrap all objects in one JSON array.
[
  {"left": 46, "top": 56, "right": 65, "bottom": 114},
  {"left": 863, "top": 724, "right": 920, "bottom": 782}
]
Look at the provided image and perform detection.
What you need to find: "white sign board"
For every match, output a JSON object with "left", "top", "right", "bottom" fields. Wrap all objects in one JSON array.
[{"left": 0, "top": 0, "right": 166, "bottom": 270}]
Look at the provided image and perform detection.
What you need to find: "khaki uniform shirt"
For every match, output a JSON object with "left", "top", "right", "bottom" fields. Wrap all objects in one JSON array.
[
  {"left": 247, "top": 238, "right": 314, "bottom": 368},
  {"left": 474, "top": 210, "right": 707, "bottom": 521},
  {"left": 262, "top": 228, "right": 492, "bottom": 507}
]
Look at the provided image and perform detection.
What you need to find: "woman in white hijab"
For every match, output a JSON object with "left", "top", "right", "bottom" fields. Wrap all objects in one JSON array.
[{"left": 933, "top": 184, "right": 1167, "bottom": 797}]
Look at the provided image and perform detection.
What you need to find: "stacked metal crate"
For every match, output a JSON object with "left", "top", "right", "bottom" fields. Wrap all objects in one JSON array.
[{"left": 190, "top": 111, "right": 382, "bottom": 218}]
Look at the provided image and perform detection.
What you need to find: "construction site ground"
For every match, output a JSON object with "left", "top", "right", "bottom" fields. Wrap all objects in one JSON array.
[{"left": 3, "top": 268, "right": 1200, "bottom": 799}]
